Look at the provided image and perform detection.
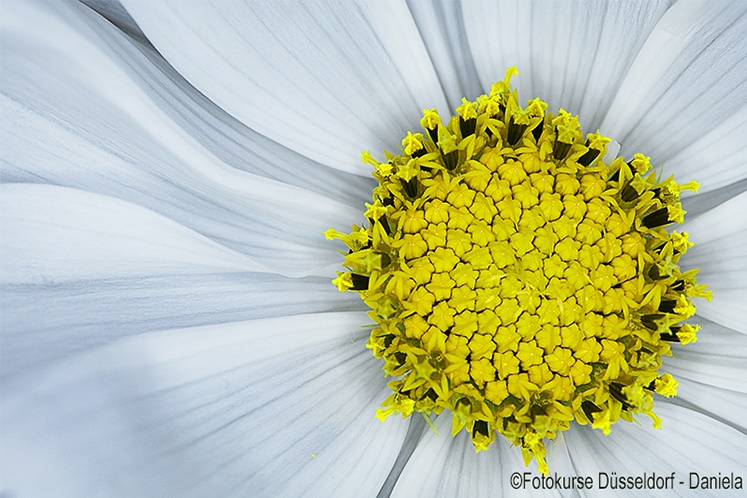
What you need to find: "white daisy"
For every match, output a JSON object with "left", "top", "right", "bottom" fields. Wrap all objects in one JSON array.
[{"left": 1, "top": 0, "right": 746, "bottom": 496}]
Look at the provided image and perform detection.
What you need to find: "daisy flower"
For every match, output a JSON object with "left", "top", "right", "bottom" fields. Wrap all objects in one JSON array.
[{"left": 1, "top": 0, "right": 746, "bottom": 496}]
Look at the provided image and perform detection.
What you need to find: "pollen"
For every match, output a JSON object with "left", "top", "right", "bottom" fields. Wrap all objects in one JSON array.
[{"left": 327, "top": 68, "right": 710, "bottom": 474}]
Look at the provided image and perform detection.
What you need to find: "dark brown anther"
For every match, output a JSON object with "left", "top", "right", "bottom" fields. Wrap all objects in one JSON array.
[
  {"left": 660, "top": 325, "right": 681, "bottom": 342},
  {"left": 443, "top": 150, "right": 458, "bottom": 171},
  {"left": 459, "top": 117, "right": 476, "bottom": 138},
  {"left": 659, "top": 332, "right": 679, "bottom": 342},
  {"left": 577, "top": 148, "right": 600, "bottom": 166},
  {"left": 647, "top": 264, "right": 664, "bottom": 280},
  {"left": 376, "top": 215, "right": 392, "bottom": 236},
  {"left": 507, "top": 116, "right": 528, "bottom": 146},
  {"left": 420, "top": 388, "right": 438, "bottom": 401},
  {"left": 552, "top": 141, "right": 572, "bottom": 161},
  {"left": 641, "top": 313, "right": 665, "bottom": 331},
  {"left": 529, "top": 404, "right": 548, "bottom": 417},
  {"left": 609, "top": 382, "right": 634, "bottom": 410},
  {"left": 350, "top": 273, "right": 370, "bottom": 291},
  {"left": 658, "top": 299, "right": 677, "bottom": 313},
  {"left": 620, "top": 184, "right": 640, "bottom": 202},
  {"left": 426, "top": 127, "right": 438, "bottom": 144},
  {"left": 642, "top": 207, "right": 670, "bottom": 228},
  {"left": 531, "top": 117, "right": 545, "bottom": 141},
  {"left": 400, "top": 177, "right": 422, "bottom": 199},
  {"left": 581, "top": 400, "right": 602, "bottom": 421},
  {"left": 473, "top": 420, "right": 490, "bottom": 438},
  {"left": 393, "top": 351, "right": 407, "bottom": 366}
]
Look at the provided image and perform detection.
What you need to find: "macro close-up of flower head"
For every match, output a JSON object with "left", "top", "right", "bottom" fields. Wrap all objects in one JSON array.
[{"left": 1, "top": 0, "right": 746, "bottom": 496}]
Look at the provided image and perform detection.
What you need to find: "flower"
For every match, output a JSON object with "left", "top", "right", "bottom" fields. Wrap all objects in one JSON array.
[{"left": 1, "top": 0, "right": 746, "bottom": 496}]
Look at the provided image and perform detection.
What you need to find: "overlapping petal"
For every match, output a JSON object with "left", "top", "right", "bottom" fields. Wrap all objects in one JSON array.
[
  {"left": 665, "top": 316, "right": 747, "bottom": 393},
  {"left": 118, "top": 0, "right": 450, "bottom": 174},
  {"left": 0, "top": 184, "right": 363, "bottom": 377},
  {"left": 664, "top": 315, "right": 747, "bottom": 435},
  {"left": 389, "top": 414, "right": 564, "bottom": 498},
  {"left": 463, "top": 0, "right": 675, "bottom": 130},
  {"left": 406, "top": 0, "right": 484, "bottom": 107},
  {"left": 564, "top": 403, "right": 747, "bottom": 497},
  {"left": 682, "top": 192, "right": 747, "bottom": 333},
  {"left": 79, "top": 0, "right": 375, "bottom": 204},
  {"left": 1, "top": 0, "right": 364, "bottom": 277},
  {"left": 2, "top": 312, "right": 410, "bottom": 497},
  {"left": 601, "top": 0, "right": 747, "bottom": 186}
]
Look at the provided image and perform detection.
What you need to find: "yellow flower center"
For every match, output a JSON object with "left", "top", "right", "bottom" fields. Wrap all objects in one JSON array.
[{"left": 326, "top": 68, "right": 711, "bottom": 474}]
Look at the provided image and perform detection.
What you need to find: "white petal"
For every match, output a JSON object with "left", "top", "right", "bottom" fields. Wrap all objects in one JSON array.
[
  {"left": 119, "top": 0, "right": 450, "bottom": 174},
  {"left": 377, "top": 416, "right": 428, "bottom": 496},
  {"left": 601, "top": 0, "right": 747, "bottom": 176},
  {"left": 664, "top": 316, "right": 747, "bottom": 393},
  {"left": 1, "top": 269, "right": 361, "bottom": 378},
  {"left": 463, "top": 0, "right": 674, "bottom": 130},
  {"left": 667, "top": 378, "right": 747, "bottom": 437},
  {"left": 405, "top": 0, "right": 483, "bottom": 107},
  {"left": 670, "top": 105, "right": 747, "bottom": 194},
  {"left": 683, "top": 191, "right": 747, "bottom": 244},
  {"left": 77, "top": 0, "right": 375, "bottom": 205},
  {"left": 564, "top": 402, "right": 747, "bottom": 492},
  {"left": 695, "top": 290, "right": 747, "bottom": 336},
  {"left": 681, "top": 192, "right": 747, "bottom": 333},
  {"left": 0, "top": 184, "right": 264, "bottom": 284},
  {"left": 1, "top": 1, "right": 363, "bottom": 277},
  {"left": 0, "top": 184, "right": 365, "bottom": 375},
  {"left": 79, "top": 0, "right": 157, "bottom": 44},
  {"left": 5, "top": 0, "right": 368, "bottom": 202},
  {"left": 682, "top": 178, "right": 747, "bottom": 219},
  {"left": 2, "top": 312, "right": 409, "bottom": 497},
  {"left": 391, "top": 414, "right": 564, "bottom": 498}
]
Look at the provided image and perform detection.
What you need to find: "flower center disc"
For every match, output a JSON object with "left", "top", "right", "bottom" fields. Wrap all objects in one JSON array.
[{"left": 327, "top": 68, "right": 710, "bottom": 473}]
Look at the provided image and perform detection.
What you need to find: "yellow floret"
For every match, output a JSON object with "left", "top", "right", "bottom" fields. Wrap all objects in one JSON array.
[{"left": 328, "top": 67, "right": 708, "bottom": 476}]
